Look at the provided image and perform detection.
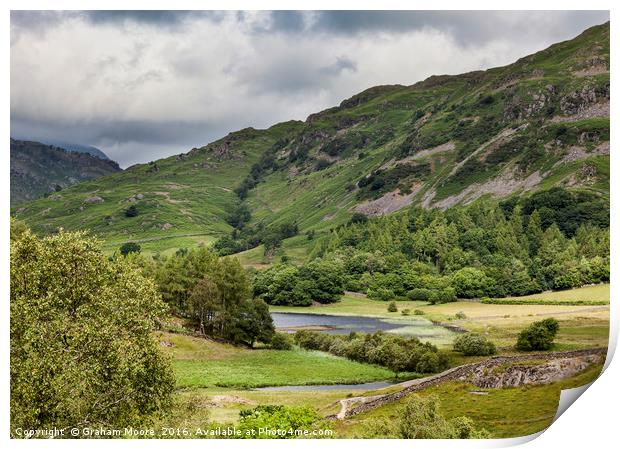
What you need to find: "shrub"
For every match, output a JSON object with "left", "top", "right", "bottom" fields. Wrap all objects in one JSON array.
[
  {"left": 365, "top": 396, "right": 491, "bottom": 438},
  {"left": 454, "top": 311, "right": 467, "bottom": 320},
  {"left": 294, "top": 331, "right": 447, "bottom": 374},
  {"left": 516, "top": 318, "right": 560, "bottom": 351},
  {"left": 124, "top": 204, "right": 138, "bottom": 217},
  {"left": 238, "top": 405, "right": 331, "bottom": 439},
  {"left": 270, "top": 333, "right": 292, "bottom": 350},
  {"left": 388, "top": 301, "right": 398, "bottom": 312},
  {"left": 428, "top": 287, "right": 457, "bottom": 304},
  {"left": 453, "top": 333, "right": 496, "bottom": 356},
  {"left": 368, "top": 287, "right": 396, "bottom": 301},
  {"left": 407, "top": 288, "right": 431, "bottom": 301},
  {"left": 413, "top": 309, "right": 425, "bottom": 315},
  {"left": 119, "top": 241, "right": 141, "bottom": 256},
  {"left": 401, "top": 309, "right": 411, "bottom": 316}
]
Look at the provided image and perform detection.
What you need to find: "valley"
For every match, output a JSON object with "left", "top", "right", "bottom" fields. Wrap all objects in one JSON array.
[{"left": 9, "top": 20, "right": 610, "bottom": 440}]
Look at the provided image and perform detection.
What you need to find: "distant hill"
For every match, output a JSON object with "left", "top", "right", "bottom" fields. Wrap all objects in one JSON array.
[
  {"left": 12, "top": 22, "right": 609, "bottom": 254},
  {"left": 30, "top": 139, "right": 111, "bottom": 160},
  {"left": 10, "top": 139, "right": 121, "bottom": 206}
]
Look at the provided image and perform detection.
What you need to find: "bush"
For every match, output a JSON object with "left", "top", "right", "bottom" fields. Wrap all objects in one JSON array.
[
  {"left": 119, "top": 241, "right": 141, "bottom": 256},
  {"left": 428, "top": 287, "right": 457, "bottom": 304},
  {"left": 407, "top": 288, "right": 431, "bottom": 301},
  {"left": 294, "top": 331, "right": 448, "bottom": 374},
  {"left": 364, "top": 396, "right": 491, "bottom": 438},
  {"left": 413, "top": 309, "right": 425, "bottom": 315},
  {"left": 124, "top": 204, "right": 138, "bottom": 217},
  {"left": 238, "top": 405, "right": 331, "bottom": 439},
  {"left": 453, "top": 333, "right": 497, "bottom": 356},
  {"left": 368, "top": 287, "right": 396, "bottom": 301},
  {"left": 388, "top": 301, "right": 398, "bottom": 312},
  {"left": 516, "top": 318, "right": 560, "bottom": 351},
  {"left": 401, "top": 309, "right": 411, "bottom": 316},
  {"left": 270, "top": 333, "right": 292, "bottom": 350},
  {"left": 454, "top": 311, "right": 467, "bottom": 320}
]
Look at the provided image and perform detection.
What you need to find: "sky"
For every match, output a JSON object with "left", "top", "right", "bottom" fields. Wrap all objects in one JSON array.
[{"left": 10, "top": 10, "right": 609, "bottom": 168}]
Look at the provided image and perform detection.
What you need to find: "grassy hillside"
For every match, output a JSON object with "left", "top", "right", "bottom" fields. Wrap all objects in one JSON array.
[{"left": 13, "top": 23, "right": 610, "bottom": 254}]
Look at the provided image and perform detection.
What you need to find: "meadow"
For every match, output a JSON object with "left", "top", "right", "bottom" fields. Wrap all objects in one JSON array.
[{"left": 157, "top": 332, "right": 399, "bottom": 389}]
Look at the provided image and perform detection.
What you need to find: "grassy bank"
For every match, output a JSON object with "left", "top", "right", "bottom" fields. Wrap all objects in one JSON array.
[{"left": 157, "top": 332, "right": 399, "bottom": 389}]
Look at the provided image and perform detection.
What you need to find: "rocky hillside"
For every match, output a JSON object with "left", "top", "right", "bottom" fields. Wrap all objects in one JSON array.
[
  {"left": 35, "top": 140, "right": 111, "bottom": 160},
  {"left": 10, "top": 139, "right": 121, "bottom": 206},
  {"left": 12, "top": 22, "right": 609, "bottom": 253}
]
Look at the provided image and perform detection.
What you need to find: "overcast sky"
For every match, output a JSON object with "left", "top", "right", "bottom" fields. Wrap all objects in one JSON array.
[{"left": 10, "top": 10, "right": 609, "bottom": 167}]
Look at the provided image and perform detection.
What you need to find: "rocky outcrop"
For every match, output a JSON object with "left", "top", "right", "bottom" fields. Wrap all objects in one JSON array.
[
  {"left": 330, "top": 348, "right": 606, "bottom": 420},
  {"left": 463, "top": 354, "right": 604, "bottom": 388}
]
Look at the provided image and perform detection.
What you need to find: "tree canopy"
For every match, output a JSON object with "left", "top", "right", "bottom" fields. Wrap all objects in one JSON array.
[{"left": 10, "top": 230, "right": 174, "bottom": 433}]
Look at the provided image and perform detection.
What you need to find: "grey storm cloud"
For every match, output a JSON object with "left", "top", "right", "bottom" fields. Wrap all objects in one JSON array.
[{"left": 10, "top": 10, "right": 610, "bottom": 167}]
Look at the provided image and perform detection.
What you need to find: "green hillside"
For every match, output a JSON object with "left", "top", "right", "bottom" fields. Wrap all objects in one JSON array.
[{"left": 12, "top": 23, "right": 609, "bottom": 255}]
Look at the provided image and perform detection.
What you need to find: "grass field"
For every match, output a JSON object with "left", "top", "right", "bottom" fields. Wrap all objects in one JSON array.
[
  {"left": 157, "top": 332, "right": 399, "bottom": 389},
  {"left": 337, "top": 363, "right": 604, "bottom": 438},
  {"left": 480, "top": 284, "right": 610, "bottom": 305}
]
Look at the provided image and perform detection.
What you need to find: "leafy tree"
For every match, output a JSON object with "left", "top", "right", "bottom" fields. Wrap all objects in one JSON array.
[
  {"left": 188, "top": 276, "right": 220, "bottom": 335},
  {"left": 119, "top": 241, "right": 141, "bottom": 256},
  {"left": 11, "top": 230, "right": 174, "bottom": 433},
  {"left": 516, "top": 318, "right": 560, "bottom": 351},
  {"left": 428, "top": 287, "right": 457, "bottom": 304},
  {"left": 227, "top": 298, "right": 275, "bottom": 347},
  {"left": 10, "top": 218, "right": 29, "bottom": 242},
  {"left": 453, "top": 333, "right": 497, "bottom": 356},
  {"left": 451, "top": 267, "right": 494, "bottom": 298},
  {"left": 299, "top": 259, "right": 344, "bottom": 303}
]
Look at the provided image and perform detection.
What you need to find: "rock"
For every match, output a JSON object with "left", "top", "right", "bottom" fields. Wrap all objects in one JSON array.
[
  {"left": 161, "top": 223, "right": 173, "bottom": 230},
  {"left": 84, "top": 196, "right": 104, "bottom": 203},
  {"left": 463, "top": 354, "right": 603, "bottom": 389}
]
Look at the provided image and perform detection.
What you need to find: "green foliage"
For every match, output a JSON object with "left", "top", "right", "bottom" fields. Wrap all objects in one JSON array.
[
  {"left": 453, "top": 333, "right": 497, "bottom": 356},
  {"left": 317, "top": 197, "right": 608, "bottom": 300},
  {"left": 363, "top": 395, "right": 491, "bottom": 439},
  {"left": 516, "top": 318, "right": 560, "bottom": 351},
  {"left": 237, "top": 405, "right": 332, "bottom": 439},
  {"left": 368, "top": 287, "right": 396, "bottom": 301},
  {"left": 124, "top": 204, "right": 139, "bottom": 217},
  {"left": 10, "top": 218, "right": 29, "bottom": 242},
  {"left": 454, "top": 311, "right": 467, "bottom": 320},
  {"left": 451, "top": 267, "right": 495, "bottom": 299},
  {"left": 387, "top": 301, "right": 398, "bottom": 312},
  {"left": 270, "top": 333, "right": 293, "bottom": 350},
  {"left": 119, "top": 241, "right": 141, "bottom": 255},
  {"left": 357, "top": 162, "right": 431, "bottom": 199},
  {"left": 407, "top": 288, "right": 431, "bottom": 301},
  {"left": 10, "top": 230, "right": 174, "bottom": 433},
  {"left": 294, "top": 330, "right": 448, "bottom": 374},
  {"left": 428, "top": 288, "right": 457, "bottom": 304},
  {"left": 252, "top": 260, "right": 344, "bottom": 306}
]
